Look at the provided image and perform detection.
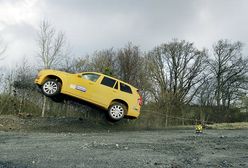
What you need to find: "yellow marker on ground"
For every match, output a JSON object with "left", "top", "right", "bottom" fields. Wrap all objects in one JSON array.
[{"left": 195, "top": 124, "right": 203, "bottom": 134}]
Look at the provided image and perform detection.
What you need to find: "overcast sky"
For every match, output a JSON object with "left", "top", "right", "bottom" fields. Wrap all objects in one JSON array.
[{"left": 1, "top": 0, "right": 248, "bottom": 67}]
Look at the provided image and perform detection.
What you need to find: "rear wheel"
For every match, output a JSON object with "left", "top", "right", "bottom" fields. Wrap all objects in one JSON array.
[
  {"left": 42, "top": 79, "right": 61, "bottom": 97},
  {"left": 107, "top": 102, "right": 126, "bottom": 122}
]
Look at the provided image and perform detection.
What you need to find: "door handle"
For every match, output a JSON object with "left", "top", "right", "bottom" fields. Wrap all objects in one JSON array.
[{"left": 89, "top": 82, "right": 94, "bottom": 85}]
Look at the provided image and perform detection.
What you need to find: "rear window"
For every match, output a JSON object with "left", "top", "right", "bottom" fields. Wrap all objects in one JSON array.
[
  {"left": 101, "top": 77, "right": 116, "bottom": 88},
  {"left": 120, "top": 83, "right": 132, "bottom": 94}
]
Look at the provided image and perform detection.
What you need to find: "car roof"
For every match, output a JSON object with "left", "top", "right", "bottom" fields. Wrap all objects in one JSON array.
[{"left": 81, "top": 72, "right": 138, "bottom": 90}]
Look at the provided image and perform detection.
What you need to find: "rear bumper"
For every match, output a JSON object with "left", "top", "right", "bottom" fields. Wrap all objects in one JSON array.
[{"left": 126, "top": 107, "right": 140, "bottom": 118}]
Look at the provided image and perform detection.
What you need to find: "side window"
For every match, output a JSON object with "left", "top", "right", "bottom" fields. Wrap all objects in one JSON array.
[
  {"left": 101, "top": 77, "right": 116, "bottom": 88},
  {"left": 82, "top": 73, "right": 100, "bottom": 82},
  {"left": 120, "top": 83, "right": 132, "bottom": 94}
]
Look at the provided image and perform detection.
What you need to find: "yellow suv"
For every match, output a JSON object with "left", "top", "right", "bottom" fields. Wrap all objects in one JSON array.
[{"left": 35, "top": 69, "right": 142, "bottom": 121}]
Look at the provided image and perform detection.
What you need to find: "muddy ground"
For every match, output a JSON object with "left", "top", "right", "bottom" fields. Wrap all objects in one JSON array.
[{"left": 0, "top": 116, "right": 248, "bottom": 168}]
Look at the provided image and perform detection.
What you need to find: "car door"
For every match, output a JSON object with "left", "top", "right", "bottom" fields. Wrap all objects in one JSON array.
[
  {"left": 92, "top": 76, "right": 120, "bottom": 107},
  {"left": 70, "top": 73, "right": 101, "bottom": 102}
]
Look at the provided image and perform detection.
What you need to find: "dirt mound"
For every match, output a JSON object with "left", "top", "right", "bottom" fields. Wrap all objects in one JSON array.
[{"left": 0, "top": 115, "right": 122, "bottom": 133}]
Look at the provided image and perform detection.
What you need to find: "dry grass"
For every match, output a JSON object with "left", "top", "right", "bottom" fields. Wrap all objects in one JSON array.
[{"left": 207, "top": 122, "right": 248, "bottom": 130}]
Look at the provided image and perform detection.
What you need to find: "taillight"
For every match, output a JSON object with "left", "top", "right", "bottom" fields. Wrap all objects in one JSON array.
[{"left": 137, "top": 90, "right": 143, "bottom": 106}]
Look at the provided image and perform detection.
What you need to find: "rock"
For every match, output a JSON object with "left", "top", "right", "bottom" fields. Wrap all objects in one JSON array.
[{"left": 154, "top": 162, "right": 162, "bottom": 165}]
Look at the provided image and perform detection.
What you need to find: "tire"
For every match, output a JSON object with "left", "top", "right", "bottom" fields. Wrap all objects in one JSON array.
[
  {"left": 42, "top": 79, "right": 61, "bottom": 97},
  {"left": 107, "top": 102, "right": 126, "bottom": 122}
]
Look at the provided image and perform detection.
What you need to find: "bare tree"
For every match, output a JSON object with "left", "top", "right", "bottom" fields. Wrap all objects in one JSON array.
[
  {"left": 37, "top": 20, "right": 65, "bottom": 69},
  {"left": 149, "top": 40, "right": 207, "bottom": 103},
  {"left": 147, "top": 40, "right": 207, "bottom": 125},
  {"left": 3, "top": 69, "right": 15, "bottom": 95},
  {"left": 208, "top": 40, "right": 248, "bottom": 110},
  {"left": 90, "top": 48, "right": 117, "bottom": 75},
  {"left": 116, "top": 43, "right": 141, "bottom": 83},
  {"left": 0, "top": 38, "right": 7, "bottom": 89},
  {"left": 62, "top": 56, "right": 90, "bottom": 73},
  {"left": 116, "top": 43, "right": 151, "bottom": 102},
  {"left": 13, "top": 58, "right": 36, "bottom": 114},
  {"left": 37, "top": 20, "right": 66, "bottom": 117},
  {"left": 196, "top": 75, "right": 215, "bottom": 107}
]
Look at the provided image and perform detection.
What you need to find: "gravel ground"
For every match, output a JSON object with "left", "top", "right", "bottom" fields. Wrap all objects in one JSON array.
[{"left": 0, "top": 129, "right": 248, "bottom": 168}]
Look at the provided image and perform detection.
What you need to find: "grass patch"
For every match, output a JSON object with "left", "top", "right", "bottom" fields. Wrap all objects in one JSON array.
[{"left": 207, "top": 122, "right": 248, "bottom": 130}]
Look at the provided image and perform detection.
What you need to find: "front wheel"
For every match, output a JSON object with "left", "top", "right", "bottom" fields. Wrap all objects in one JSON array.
[
  {"left": 42, "top": 79, "right": 61, "bottom": 97},
  {"left": 107, "top": 102, "right": 126, "bottom": 122}
]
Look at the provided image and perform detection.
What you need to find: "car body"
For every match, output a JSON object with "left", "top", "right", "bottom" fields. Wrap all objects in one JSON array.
[{"left": 34, "top": 69, "right": 142, "bottom": 121}]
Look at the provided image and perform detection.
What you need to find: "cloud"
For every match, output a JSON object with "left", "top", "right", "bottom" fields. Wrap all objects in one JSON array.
[
  {"left": 38, "top": 0, "right": 202, "bottom": 53},
  {"left": 1, "top": 0, "right": 248, "bottom": 67},
  {"left": 0, "top": 0, "right": 41, "bottom": 28}
]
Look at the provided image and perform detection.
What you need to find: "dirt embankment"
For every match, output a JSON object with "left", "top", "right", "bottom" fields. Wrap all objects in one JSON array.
[
  {"left": 0, "top": 115, "right": 195, "bottom": 133},
  {"left": 0, "top": 115, "right": 117, "bottom": 133}
]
